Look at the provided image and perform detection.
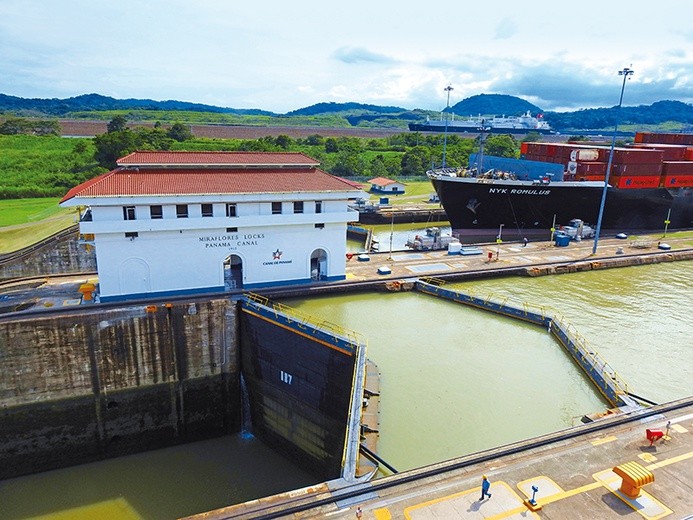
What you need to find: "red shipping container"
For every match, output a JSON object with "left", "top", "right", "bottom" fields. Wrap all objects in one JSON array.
[
  {"left": 576, "top": 162, "right": 608, "bottom": 176},
  {"left": 662, "top": 161, "right": 693, "bottom": 175},
  {"left": 637, "top": 132, "right": 693, "bottom": 146},
  {"left": 610, "top": 175, "right": 662, "bottom": 189},
  {"left": 520, "top": 142, "right": 529, "bottom": 155},
  {"left": 662, "top": 175, "right": 693, "bottom": 187},
  {"left": 630, "top": 143, "right": 687, "bottom": 161},
  {"left": 686, "top": 148, "right": 693, "bottom": 161},
  {"left": 611, "top": 163, "right": 662, "bottom": 176},
  {"left": 612, "top": 148, "right": 663, "bottom": 165},
  {"left": 580, "top": 175, "right": 607, "bottom": 181}
]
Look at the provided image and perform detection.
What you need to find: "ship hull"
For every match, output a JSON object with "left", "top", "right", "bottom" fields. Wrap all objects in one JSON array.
[
  {"left": 408, "top": 122, "right": 554, "bottom": 135},
  {"left": 430, "top": 175, "right": 693, "bottom": 242}
]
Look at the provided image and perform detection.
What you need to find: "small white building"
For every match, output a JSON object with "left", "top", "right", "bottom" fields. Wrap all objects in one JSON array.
[
  {"left": 368, "top": 177, "right": 406, "bottom": 194},
  {"left": 60, "top": 151, "right": 364, "bottom": 302}
]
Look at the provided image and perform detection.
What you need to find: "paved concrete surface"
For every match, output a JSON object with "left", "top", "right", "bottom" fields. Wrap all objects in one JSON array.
[
  {"left": 345, "top": 233, "right": 692, "bottom": 283},
  {"left": 191, "top": 400, "right": 692, "bottom": 519}
]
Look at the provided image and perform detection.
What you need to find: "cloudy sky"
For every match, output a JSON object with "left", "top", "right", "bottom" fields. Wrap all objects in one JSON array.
[{"left": 1, "top": 0, "right": 691, "bottom": 113}]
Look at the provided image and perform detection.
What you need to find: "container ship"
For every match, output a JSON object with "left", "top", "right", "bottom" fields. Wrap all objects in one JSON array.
[
  {"left": 428, "top": 132, "right": 693, "bottom": 242},
  {"left": 409, "top": 110, "right": 553, "bottom": 134}
]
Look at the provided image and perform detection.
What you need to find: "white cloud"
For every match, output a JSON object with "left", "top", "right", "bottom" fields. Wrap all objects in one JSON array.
[{"left": 0, "top": 0, "right": 691, "bottom": 112}]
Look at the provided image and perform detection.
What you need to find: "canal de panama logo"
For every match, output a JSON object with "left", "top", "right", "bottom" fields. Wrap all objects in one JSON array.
[{"left": 263, "top": 248, "right": 292, "bottom": 266}]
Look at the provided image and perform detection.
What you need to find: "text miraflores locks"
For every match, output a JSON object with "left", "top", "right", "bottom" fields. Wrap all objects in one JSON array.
[{"left": 199, "top": 233, "right": 266, "bottom": 248}]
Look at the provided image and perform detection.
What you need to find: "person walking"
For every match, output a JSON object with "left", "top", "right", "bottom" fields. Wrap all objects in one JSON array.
[
  {"left": 480, "top": 475, "right": 492, "bottom": 500},
  {"left": 523, "top": 237, "right": 528, "bottom": 247}
]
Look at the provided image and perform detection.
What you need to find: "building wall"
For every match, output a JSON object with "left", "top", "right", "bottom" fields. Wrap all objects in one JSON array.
[
  {"left": 0, "top": 298, "right": 240, "bottom": 479},
  {"left": 92, "top": 221, "right": 349, "bottom": 301},
  {"left": 73, "top": 196, "right": 358, "bottom": 301}
]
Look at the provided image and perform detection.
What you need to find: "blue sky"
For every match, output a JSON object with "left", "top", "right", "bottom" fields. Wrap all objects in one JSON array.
[{"left": 1, "top": 0, "right": 691, "bottom": 113}]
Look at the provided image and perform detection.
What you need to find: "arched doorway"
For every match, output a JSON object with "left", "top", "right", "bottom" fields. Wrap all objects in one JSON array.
[
  {"left": 119, "top": 258, "right": 150, "bottom": 296},
  {"left": 224, "top": 254, "right": 243, "bottom": 289},
  {"left": 310, "top": 248, "right": 327, "bottom": 281}
]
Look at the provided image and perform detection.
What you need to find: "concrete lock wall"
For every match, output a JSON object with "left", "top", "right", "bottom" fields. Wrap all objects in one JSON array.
[
  {"left": 0, "top": 298, "right": 240, "bottom": 479},
  {"left": 0, "top": 228, "right": 97, "bottom": 281}
]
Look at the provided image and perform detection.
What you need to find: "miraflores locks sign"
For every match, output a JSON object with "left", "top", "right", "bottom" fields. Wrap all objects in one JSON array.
[
  {"left": 199, "top": 232, "right": 293, "bottom": 266},
  {"left": 199, "top": 232, "right": 266, "bottom": 249}
]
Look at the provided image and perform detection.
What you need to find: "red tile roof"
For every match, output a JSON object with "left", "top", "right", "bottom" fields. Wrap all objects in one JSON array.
[
  {"left": 61, "top": 167, "right": 360, "bottom": 203},
  {"left": 368, "top": 177, "right": 403, "bottom": 187},
  {"left": 117, "top": 150, "right": 320, "bottom": 167}
]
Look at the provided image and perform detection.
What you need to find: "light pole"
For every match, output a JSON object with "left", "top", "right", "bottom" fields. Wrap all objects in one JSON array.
[
  {"left": 592, "top": 66, "right": 634, "bottom": 254},
  {"left": 496, "top": 223, "right": 504, "bottom": 260},
  {"left": 442, "top": 85, "right": 453, "bottom": 167}
]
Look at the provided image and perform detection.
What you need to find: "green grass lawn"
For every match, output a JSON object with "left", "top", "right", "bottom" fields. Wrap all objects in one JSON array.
[
  {"left": 365, "top": 180, "right": 436, "bottom": 205},
  {"left": 0, "top": 198, "right": 77, "bottom": 254}
]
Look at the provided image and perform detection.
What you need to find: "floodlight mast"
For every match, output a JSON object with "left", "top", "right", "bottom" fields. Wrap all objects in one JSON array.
[
  {"left": 592, "top": 66, "right": 634, "bottom": 254},
  {"left": 442, "top": 85, "right": 453, "bottom": 167}
]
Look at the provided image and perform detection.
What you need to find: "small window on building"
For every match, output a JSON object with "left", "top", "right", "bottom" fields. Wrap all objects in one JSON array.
[
  {"left": 315, "top": 201, "right": 323, "bottom": 214},
  {"left": 315, "top": 223, "right": 325, "bottom": 229},
  {"left": 123, "top": 206, "right": 136, "bottom": 220},
  {"left": 150, "top": 205, "right": 163, "bottom": 219},
  {"left": 201, "top": 203, "right": 214, "bottom": 217},
  {"left": 226, "top": 203, "right": 237, "bottom": 217},
  {"left": 272, "top": 202, "right": 282, "bottom": 215},
  {"left": 226, "top": 227, "right": 238, "bottom": 233},
  {"left": 176, "top": 205, "right": 188, "bottom": 218},
  {"left": 293, "top": 201, "right": 304, "bottom": 214},
  {"left": 125, "top": 232, "right": 138, "bottom": 239}
]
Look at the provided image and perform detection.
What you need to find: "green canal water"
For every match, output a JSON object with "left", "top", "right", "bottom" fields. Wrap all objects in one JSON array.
[{"left": 1, "top": 261, "right": 690, "bottom": 519}]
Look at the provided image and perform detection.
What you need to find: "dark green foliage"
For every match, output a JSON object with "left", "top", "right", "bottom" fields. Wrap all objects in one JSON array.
[
  {"left": 167, "top": 122, "right": 193, "bottom": 142},
  {"left": 324, "top": 138, "right": 339, "bottom": 153},
  {"left": 106, "top": 115, "right": 128, "bottom": 133},
  {"left": 401, "top": 146, "right": 432, "bottom": 175},
  {"left": 483, "top": 134, "right": 519, "bottom": 158},
  {"left": 93, "top": 129, "right": 140, "bottom": 169},
  {"left": 0, "top": 117, "right": 59, "bottom": 136}
]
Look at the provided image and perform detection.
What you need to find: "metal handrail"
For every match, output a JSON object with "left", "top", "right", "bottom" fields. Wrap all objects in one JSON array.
[{"left": 243, "top": 292, "right": 365, "bottom": 348}]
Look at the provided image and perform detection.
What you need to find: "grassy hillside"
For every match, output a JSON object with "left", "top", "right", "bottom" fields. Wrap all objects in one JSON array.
[
  {"left": 68, "top": 109, "right": 354, "bottom": 127},
  {"left": 0, "top": 134, "right": 103, "bottom": 198},
  {"left": 0, "top": 198, "right": 77, "bottom": 253}
]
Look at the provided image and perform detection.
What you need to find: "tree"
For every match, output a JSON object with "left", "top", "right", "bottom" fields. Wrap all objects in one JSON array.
[
  {"left": 166, "top": 122, "right": 192, "bottom": 142},
  {"left": 483, "top": 134, "right": 518, "bottom": 158},
  {"left": 93, "top": 129, "right": 139, "bottom": 169},
  {"left": 401, "top": 146, "right": 431, "bottom": 175},
  {"left": 107, "top": 115, "right": 128, "bottom": 133},
  {"left": 274, "top": 134, "right": 293, "bottom": 149},
  {"left": 324, "top": 137, "right": 339, "bottom": 153},
  {"left": 368, "top": 155, "right": 389, "bottom": 179}
]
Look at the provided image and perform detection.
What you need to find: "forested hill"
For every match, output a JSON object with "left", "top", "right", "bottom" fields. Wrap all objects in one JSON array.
[
  {"left": 450, "top": 94, "right": 542, "bottom": 117},
  {"left": 286, "top": 101, "right": 406, "bottom": 116},
  {"left": 1, "top": 92, "right": 692, "bottom": 131},
  {"left": 546, "top": 100, "right": 693, "bottom": 130},
  {"left": 0, "top": 93, "right": 273, "bottom": 116}
]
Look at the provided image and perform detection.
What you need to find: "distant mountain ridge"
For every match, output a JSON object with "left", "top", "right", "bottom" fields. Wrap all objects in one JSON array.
[
  {"left": 1, "top": 92, "right": 692, "bottom": 131},
  {"left": 0, "top": 93, "right": 274, "bottom": 117}
]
